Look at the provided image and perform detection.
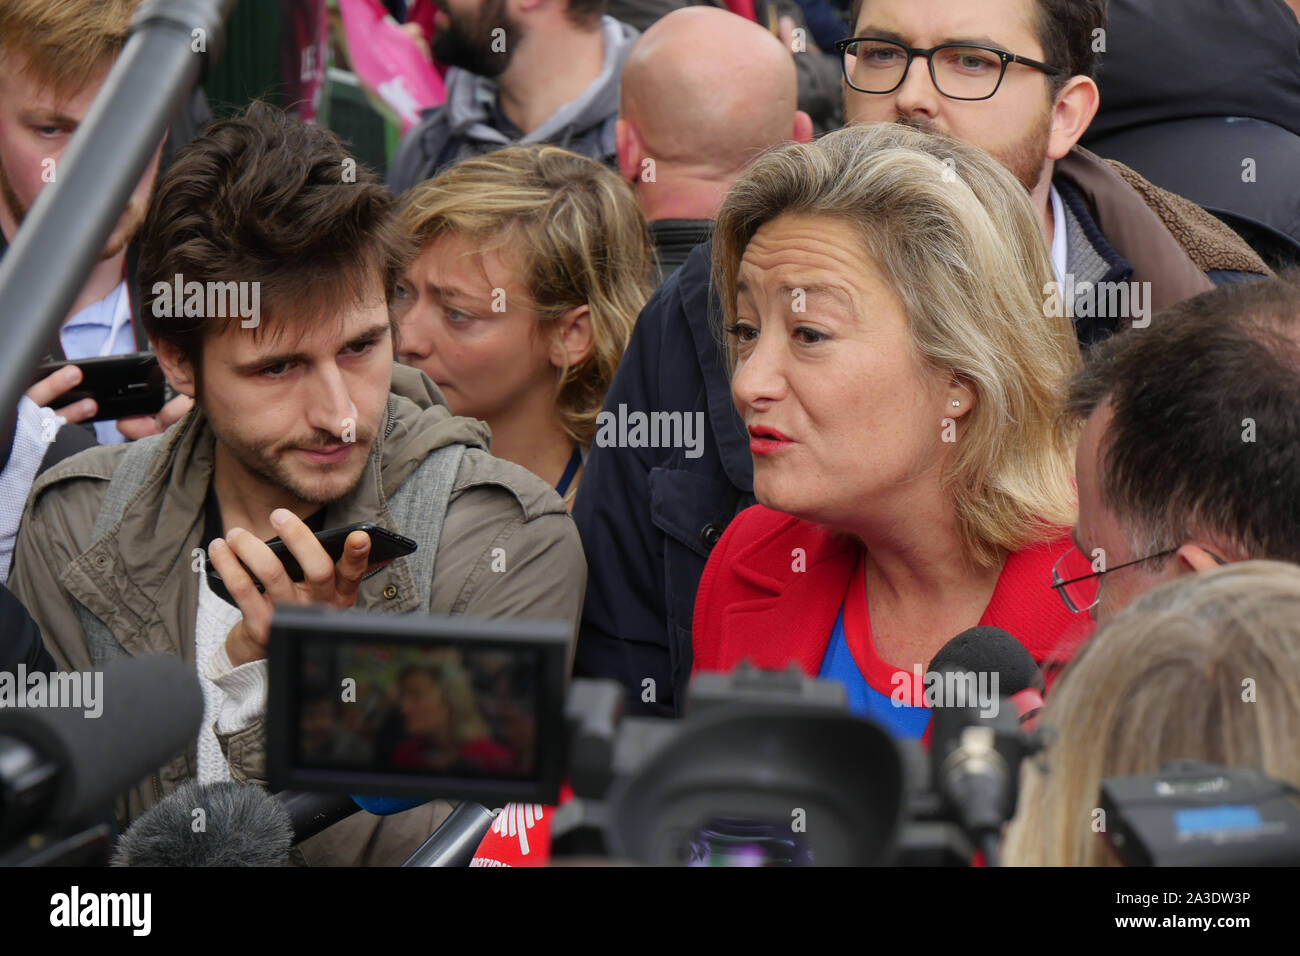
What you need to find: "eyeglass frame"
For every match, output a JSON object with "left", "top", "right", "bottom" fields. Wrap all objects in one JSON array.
[
  {"left": 1050, "top": 548, "right": 1177, "bottom": 614},
  {"left": 834, "top": 36, "right": 1064, "bottom": 101},
  {"left": 1051, "top": 546, "right": 1230, "bottom": 614}
]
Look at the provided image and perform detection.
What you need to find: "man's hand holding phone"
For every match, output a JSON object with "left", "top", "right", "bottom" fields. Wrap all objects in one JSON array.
[
  {"left": 211, "top": 509, "right": 373, "bottom": 667},
  {"left": 25, "top": 364, "right": 98, "bottom": 424}
]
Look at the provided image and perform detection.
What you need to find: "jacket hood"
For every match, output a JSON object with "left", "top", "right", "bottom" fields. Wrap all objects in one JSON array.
[
  {"left": 380, "top": 363, "right": 491, "bottom": 494},
  {"left": 442, "top": 15, "right": 637, "bottom": 148}
]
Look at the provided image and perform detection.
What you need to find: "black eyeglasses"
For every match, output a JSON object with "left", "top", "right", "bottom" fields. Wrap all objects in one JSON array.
[
  {"left": 1050, "top": 547, "right": 1178, "bottom": 614},
  {"left": 835, "top": 36, "right": 1062, "bottom": 101}
]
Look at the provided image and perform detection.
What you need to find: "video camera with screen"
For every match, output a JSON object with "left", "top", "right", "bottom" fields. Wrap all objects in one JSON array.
[
  {"left": 265, "top": 606, "right": 1300, "bottom": 866},
  {"left": 266, "top": 606, "right": 1043, "bottom": 865}
]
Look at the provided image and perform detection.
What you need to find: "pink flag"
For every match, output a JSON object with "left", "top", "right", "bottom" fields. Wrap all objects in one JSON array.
[{"left": 338, "top": 0, "right": 447, "bottom": 133}]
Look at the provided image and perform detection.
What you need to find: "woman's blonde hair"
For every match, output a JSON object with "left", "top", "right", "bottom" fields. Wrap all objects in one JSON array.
[
  {"left": 400, "top": 145, "right": 655, "bottom": 446},
  {"left": 712, "top": 123, "right": 1081, "bottom": 566},
  {"left": 401, "top": 649, "right": 490, "bottom": 745},
  {"left": 1002, "top": 561, "right": 1300, "bottom": 866},
  {"left": 0, "top": 0, "right": 136, "bottom": 96}
]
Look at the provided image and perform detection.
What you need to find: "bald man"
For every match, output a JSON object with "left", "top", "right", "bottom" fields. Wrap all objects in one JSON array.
[{"left": 615, "top": 7, "right": 812, "bottom": 280}]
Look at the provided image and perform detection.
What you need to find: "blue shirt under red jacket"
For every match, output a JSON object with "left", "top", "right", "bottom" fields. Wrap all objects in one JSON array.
[{"left": 692, "top": 505, "right": 1094, "bottom": 724}]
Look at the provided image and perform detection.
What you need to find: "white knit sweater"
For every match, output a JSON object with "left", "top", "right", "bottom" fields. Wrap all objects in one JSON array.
[{"left": 195, "top": 568, "right": 270, "bottom": 783}]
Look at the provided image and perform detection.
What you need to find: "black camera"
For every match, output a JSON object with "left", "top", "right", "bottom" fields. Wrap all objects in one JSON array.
[{"left": 1100, "top": 760, "right": 1300, "bottom": 865}]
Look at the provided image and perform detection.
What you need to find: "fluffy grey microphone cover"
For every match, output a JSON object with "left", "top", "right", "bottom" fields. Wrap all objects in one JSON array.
[{"left": 112, "top": 780, "right": 293, "bottom": 866}]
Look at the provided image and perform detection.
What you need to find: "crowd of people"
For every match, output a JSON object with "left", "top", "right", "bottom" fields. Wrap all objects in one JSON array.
[{"left": 1, "top": 0, "right": 1300, "bottom": 866}]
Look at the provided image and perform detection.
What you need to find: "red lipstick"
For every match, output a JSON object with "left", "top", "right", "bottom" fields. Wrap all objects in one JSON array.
[{"left": 748, "top": 425, "right": 793, "bottom": 455}]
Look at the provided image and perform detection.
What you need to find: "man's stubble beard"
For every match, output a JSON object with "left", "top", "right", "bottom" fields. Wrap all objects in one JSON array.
[
  {"left": 204, "top": 402, "right": 377, "bottom": 508},
  {"left": 0, "top": 154, "right": 147, "bottom": 260},
  {"left": 895, "top": 107, "right": 1053, "bottom": 192},
  {"left": 993, "top": 106, "right": 1053, "bottom": 193},
  {"left": 433, "top": 0, "right": 520, "bottom": 77}
]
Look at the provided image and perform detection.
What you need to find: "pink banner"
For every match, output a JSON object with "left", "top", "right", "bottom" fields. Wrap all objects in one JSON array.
[{"left": 338, "top": 0, "right": 447, "bottom": 133}]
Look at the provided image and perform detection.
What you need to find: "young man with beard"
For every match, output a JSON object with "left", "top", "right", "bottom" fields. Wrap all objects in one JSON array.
[
  {"left": 8, "top": 102, "right": 585, "bottom": 865},
  {"left": 387, "top": 0, "right": 637, "bottom": 190},
  {"left": 840, "top": 0, "right": 1271, "bottom": 344},
  {"left": 572, "top": 0, "right": 1275, "bottom": 716}
]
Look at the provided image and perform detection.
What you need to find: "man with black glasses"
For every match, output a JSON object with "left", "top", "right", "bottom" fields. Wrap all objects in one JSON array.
[
  {"left": 840, "top": 0, "right": 1271, "bottom": 345},
  {"left": 1056, "top": 273, "right": 1300, "bottom": 626}
]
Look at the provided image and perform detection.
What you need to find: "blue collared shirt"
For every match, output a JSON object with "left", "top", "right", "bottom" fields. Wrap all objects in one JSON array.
[{"left": 59, "top": 280, "right": 135, "bottom": 445}]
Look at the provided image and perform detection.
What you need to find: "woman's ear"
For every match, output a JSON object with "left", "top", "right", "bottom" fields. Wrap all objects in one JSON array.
[
  {"left": 549, "top": 304, "right": 594, "bottom": 370},
  {"left": 945, "top": 374, "right": 976, "bottom": 420}
]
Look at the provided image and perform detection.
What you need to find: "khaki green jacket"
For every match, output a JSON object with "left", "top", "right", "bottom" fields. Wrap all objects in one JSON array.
[{"left": 8, "top": 363, "right": 586, "bottom": 864}]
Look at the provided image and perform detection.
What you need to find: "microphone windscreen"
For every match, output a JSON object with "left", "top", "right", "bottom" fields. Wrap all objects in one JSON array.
[
  {"left": 0, "top": 654, "right": 203, "bottom": 823},
  {"left": 112, "top": 780, "right": 292, "bottom": 866},
  {"left": 928, "top": 626, "right": 1045, "bottom": 696}
]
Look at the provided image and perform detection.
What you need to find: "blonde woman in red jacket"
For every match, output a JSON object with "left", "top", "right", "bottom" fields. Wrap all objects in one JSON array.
[{"left": 692, "top": 123, "right": 1093, "bottom": 739}]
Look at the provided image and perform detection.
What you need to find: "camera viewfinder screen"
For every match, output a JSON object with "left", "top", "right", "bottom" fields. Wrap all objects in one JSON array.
[{"left": 294, "top": 638, "right": 542, "bottom": 781}]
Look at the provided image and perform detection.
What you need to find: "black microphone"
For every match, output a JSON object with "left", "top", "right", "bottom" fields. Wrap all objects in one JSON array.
[
  {"left": 0, "top": 654, "right": 203, "bottom": 841},
  {"left": 926, "top": 626, "right": 1043, "bottom": 866},
  {"left": 112, "top": 780, "right": 292, "bottom": 866},
  {"left": 277, "top": 790, "right": 362, "bottom": 845},
  {"left": 929, "top": 623, "right": 1045, "bottom": 726},
  {"left": 927, "top": 626, "right": 1045, "bottom": 698}
]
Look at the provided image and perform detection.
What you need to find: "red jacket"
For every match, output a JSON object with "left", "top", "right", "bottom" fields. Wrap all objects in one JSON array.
[{"left": 692, "top": 505, "right": 1093, "bottom": 687}]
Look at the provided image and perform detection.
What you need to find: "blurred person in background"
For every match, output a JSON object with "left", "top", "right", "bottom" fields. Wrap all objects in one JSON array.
[
  {"left": 615, "top": 5, "right": 812, "bottom": 282},
  {"left": 1085, "top": 0, "right": 1300, "bottom": 154},
  {"left": 0, "top": 0, "right": 205, "bottom": 581},
  {"left": 388, "top": 0, "right": 636, "bottom": 189},
  {"left": 484, "top": 661, "right": 538, "bottom": 771},
  {"left": 692, "top": 124, "right": 1089, "bottom": 739},
  {"left": 606, "top": 0, "right": 842, "bottom": 133},
  {"left": 1003, "top": 561, "right": 1300, "bottom": 866},
  {"left": 1056, "top": 273, "right": 1300, "bottom": 627},
  {"left": 300, "top": 682, "right": 371, "bottom": 764},
  {"left": 1080, "top": 0, "right": 1300, "bottom": 266},
  {"left": 393, "top": 655, "right": 514, "bottom": 772},
  {"left": 0, "top": 0, "right": 200, "bottom": 446},
  {"left": 394, "top": 144, "right": 654, "bottom": 507},
  {"left": 840, "top": 0, "right": 1271, "bottom": 346}
]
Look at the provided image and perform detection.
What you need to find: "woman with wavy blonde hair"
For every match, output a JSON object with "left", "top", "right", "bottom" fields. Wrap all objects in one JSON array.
[
  {"left": 1003, "top": 561, "right": 1300, "bottom": 866},
  {"left": 394, "top": 145, "right": 655, "bottom": 508},
  {"left": 693, "top": 123, "right": 1088, "bottom": 739},
  {"left": 394, "top": 649, "right": 512, "bottom": 773}
]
